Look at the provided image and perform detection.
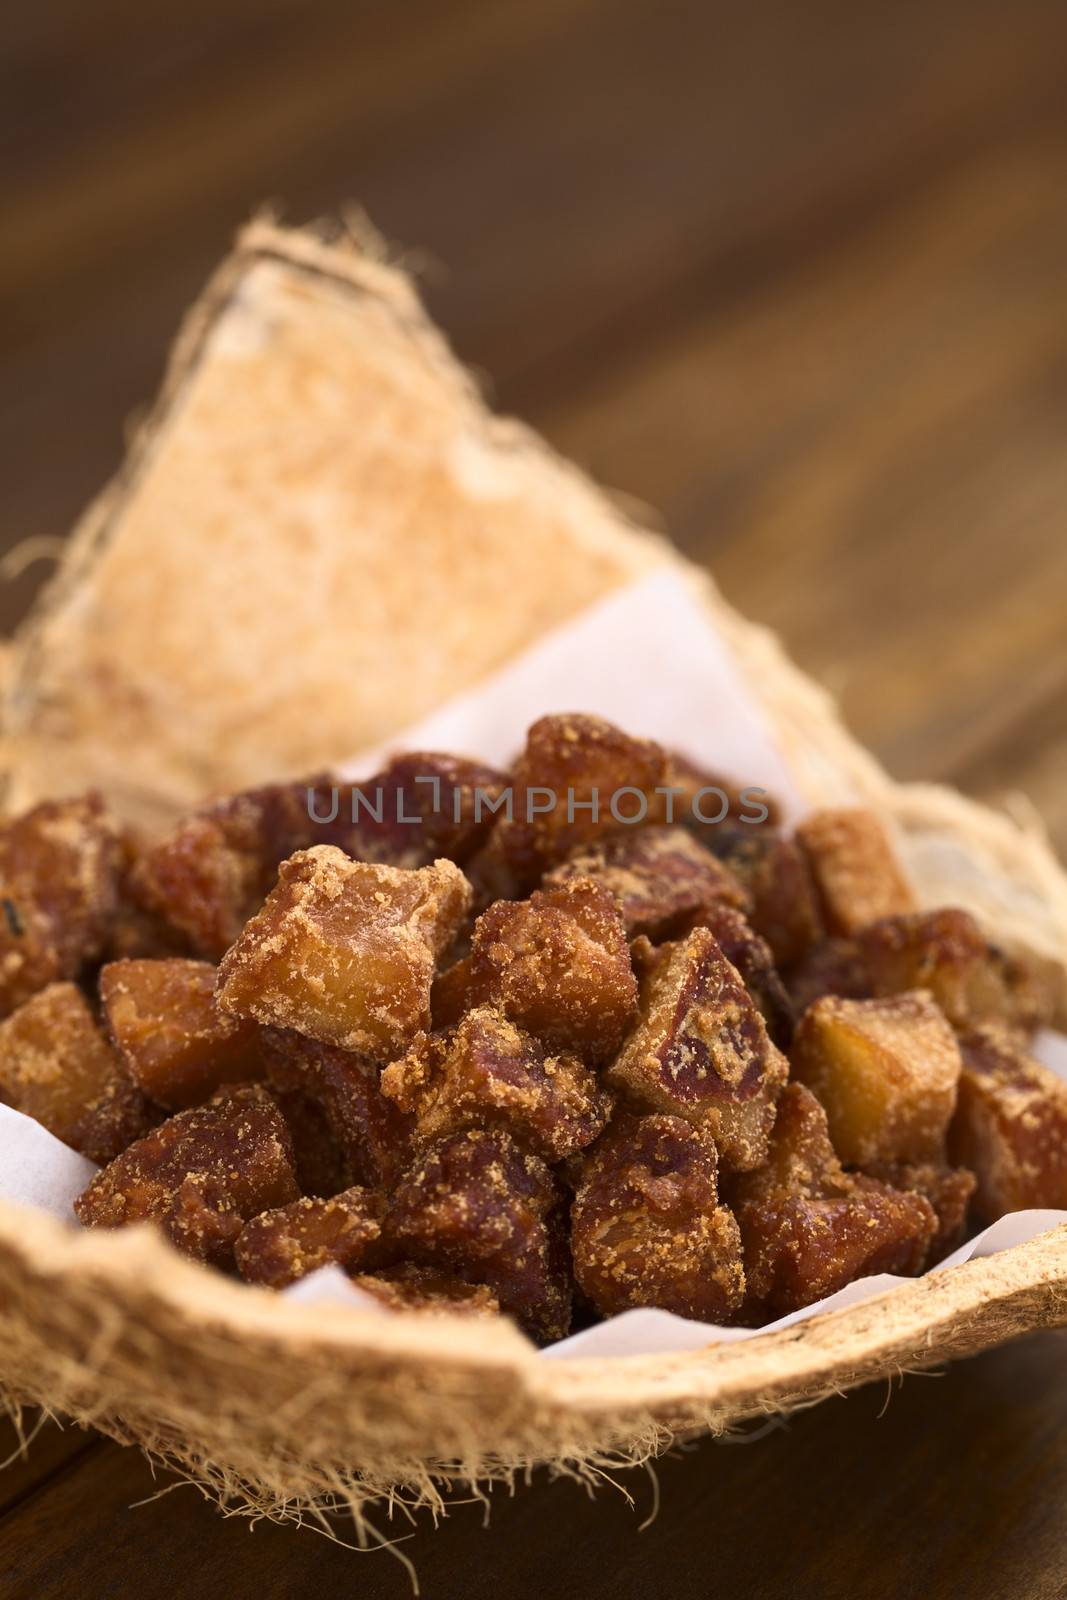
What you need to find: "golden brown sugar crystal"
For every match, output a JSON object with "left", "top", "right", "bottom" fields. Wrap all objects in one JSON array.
[
  {"left": 234, "top": 1188, "right": 383, "bottom": 1288},
  {"left": 100, "top": 958, "right": 265, "bottom": 1109},
  {"left": 383, "top": 1128, "right": 570, "bottom": 1342},
  {"left": 216, "top": 847, "right": 471, "bottom": 1059},
  {"left": 791, "top": 992, "right": 961, "bottom": 1166},
  {"left": 0, "top": 794, "right": 126, "bottom": 1015},
  {"left": 571, "top": 1112, "right": 745, "bottom": 1321},
  {"left": 493, "top": 714, "right": 673, "bottom": 884},
  {"left": 381, "top": 1007, "right": 611, "bottom": 1161},
  {"left": 351, "top": 1264, "right": 501, "bottom": 1317},
  {"left": 796, "top": 808, "right": 916, "bottom": 937},
  {"left": 465, "top": 878, "right": 637, "bottom": 1065},
  {"left": 858, "top": 909, "right": 1021, "bottom": 1029},
  {"left": 332, "top": 753, "right": 509, "bottom": 869},
  {"left": 0, "top": 982, "right": 155, "bottom": 1162},
  {"left": 861, "top": 1161, "right": 975, "bottom": 1261},
  {"left": 606, "top": 927, "right": 787, "bottom": 1172},
  {"left": 731, "top": 1083, "right": 937, "bottom": 1318},
  {"left": 949, "top": 1027, "right": 1067, "bottom": 1220},
  {"left": 75, "top": 1086, "right": 299, "bottom": 1265},
  {"left": 542, "top": 825, "right": 750, "bottom": 941},
  {"left": 702, "top": 824, "right": 824, "bottom": 968},
  {"left": 261, "top": 1027, "right": 414, "bottom": 1188}
]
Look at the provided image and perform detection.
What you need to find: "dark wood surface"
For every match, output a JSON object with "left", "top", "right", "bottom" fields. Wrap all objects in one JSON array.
[{"left": 2, "top": 2, "right": 1067, "bottom": 1595}]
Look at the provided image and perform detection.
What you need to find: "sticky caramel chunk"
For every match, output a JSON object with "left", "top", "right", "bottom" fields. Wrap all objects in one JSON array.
[
  {"left": 383, "top": 1128, "right": 570, "bottom": 1341},
  {"left": 100, "top": 958, "right": 265, "bottom": 1109},
  {"left": 0, "top": 794, "right": 125, "bottom": 1015},
  {"left": 858, "top": 909, "right": 1020, "bottom": 1029},
  {"left": 234, "top": 1188, "right": 383, "bottom": 1288},
  {"left": 861, "top": 1161, "right": 975, "bottom": 1261},
  {"left": 216, "top": 847, "right": 471, "bottom": 1059},
  {"left": 493, "top": 714, "right": 673, "bottom": 883},
  {"left": 696, "top": 905, "right": 794, "bottom": 1048},
  {"left": 351, "top": 1264, "right": 501, "bottom": 1317},
  {"left": 464, "top": 878, "right": 637, "bottom": 1065},
  {"left": 606, "top": 927, "right": 787, "bottom": 1172},
  {"left": 703, "top": 824, "right": 823, "bottom": 968},
  {"left": 0, "top": 982, "right": 155, "bottom": 1162},
  {"left": 791, "top": 992, "right": 961, "bottom": 1166},
  {"left": 542, "top": 825, "right": 750, "bottom": 941},
  {"left": 796, "top": 808, "right": 916, "bottom": 937},
  {"left": 75, "top": 1087, "right": 299, "bottom": 1265},
  {"left": 571, "top": 1113, "right": 745, "bottom": 1321},
  {"left": 381, "top": 1008, "right": 610, "bottom": 1161},
  {"left": 731, "top": 1084, "right": 936, "bottom": 1318},
  {"left": 949, "top": 1027, "right": 1067, "bottom": 1220},
  {"left": 262, "top": 1027, "right": 414, "bottom": 1188},
  {"left": 332, "top": 753, "right": 509, "bottom": 869}
]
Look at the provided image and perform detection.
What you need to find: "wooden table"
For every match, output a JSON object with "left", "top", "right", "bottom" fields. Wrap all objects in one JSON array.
[{"left": 3, "top": 2, "right": 1067, "bottom": 1594}]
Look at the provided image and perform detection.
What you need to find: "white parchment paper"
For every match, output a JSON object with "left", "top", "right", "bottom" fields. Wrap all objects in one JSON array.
[{"left": 1, "top": 571, "right": 1064, "bottom": 1356}]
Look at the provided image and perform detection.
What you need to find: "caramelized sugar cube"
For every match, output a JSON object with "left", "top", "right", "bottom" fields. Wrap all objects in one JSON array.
[
  {"left": 571, "top": 1112, "right": 745, "bottom": 1321},
  {"left": 791, "top": 992, "right": 961, "bottom": 1166},
  {"left": 235, "top": 1187, "right": 383, "bottom": 1288},
  {"left": 861, "top": 1161, "right": 975, "bottom": 1261},
  {"left": 383, "top": 1128, "right": 570, "bottom": 1342},
  {"left": 216, "top": 847, "right": 470, "bottom": 1059},
  {"left": 0, "top": 982, "right": 155, "bottom": 1163},
  {"left": 351, "top": 1264, "right": 501, "bottom": 1317},
  {"left": 858, "top": 909, "right": 1019, "bottom": 1029},
  {"left": 542, "top": 825, "right": 751, "bottom": 941},
  {"left": 731, "top": 1083, "right": 936, "bottom": 1318},
  {"left": 702, "top": 824, "right": 824, "bottom": 968},
  {"left": 381, "top": 1007, "right": 611, "bottom": 1162},
  {"left": 606, "top": 927, "right": 787, "bottom": 1172},
  {"left": 493, "top": 714, "right": 673, "bottom": 883},
  {"left": 100, "top": 958, "right": 265, "bottom": 1109},
  {"left": 949, "top": 1027, "right": 1067, "bottom": 1220},
  {"left": 262, "top": 1027, "right": 414, "bottom": 1188},
  {"left": 796, "top": 808, "right": 916, "bottom": 936},
  {"left": 0, "top": 794, "right": 125, "bottom": 1015},
  {"left": 330, "top": 753, "right": 509, "bottom": 869},
  {"left": 75, "top": 1086, "right": 299, "bottom": 1265}
]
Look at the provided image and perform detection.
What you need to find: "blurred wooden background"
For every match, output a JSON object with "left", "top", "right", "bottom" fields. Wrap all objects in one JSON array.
[{"left": 2, "top": 1, "right": 1067, "bottom": 1595}]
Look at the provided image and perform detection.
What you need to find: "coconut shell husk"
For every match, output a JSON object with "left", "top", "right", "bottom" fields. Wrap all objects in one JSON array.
[{"left": 2, "top": 221, "right": 1067, "bottom": 1528}]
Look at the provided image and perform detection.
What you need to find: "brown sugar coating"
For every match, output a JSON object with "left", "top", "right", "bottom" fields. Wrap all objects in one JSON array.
[
  {"left": 796, "top": 808, "right": 916, "bottom": 937},
  {"left": 261, "top": 1027, "right": 414, "bottom": 1188},
  {"left": 730, "top": 1083, "right": 937, "bottom": 1318},
  {"left": 0, "top": 982, "right": 156, "bottom": 1163},
  {"left": 100, "top": 958, "right": 265, "bottom": 1109},
  {"left": 0, "top": 794, "right": 126, "bottom": 1016},
  {"left": 693, "top": 905, "right": 795, "bottom": 1048},
  {"left": 491, "top": 714, "right": 674, "bottom": 884},
  {"left": 328, "top": 753, "right": 509, "bottom": 869},
  {"left": 542, "top": 825, "right": 751, "bottom": 941},
  {"left": 75, "top": 1086, "right": 299, "bottom": 1265},
  {"left": 351, "top": 1263, "right": 501, "bottom": 1316},
  {"left": 606, "top": 927, "right": 788, "bottom": 1172},
  {"left": 860, "top": 1161, "right": 975, "bottom": 1261},
  {"left": 383, "top": 1128, "right": 570, "bottom": 1342},
  {"left": 702, "top": 824, "right": 824, "bottom": 969},
  {"left": 234, "top": 1188, "right": 384, "bottom": 1288},
  {"left": 216, "top": 848, "right": 471, "bottom": 1059},
  {"left": 465, "top": 878, "right": 638, "bottom": 1065},
  {"left": 571, "top": 1112, "right": 745, "bottom": 1321},
  {"left": 949, "top": 1027, "right": 1067, "bottom": 1220},
  {"left": 791, "top": 992, "right": 961, "bottom": 1166},
  {"left": 381, "top": 1007, "right": 611, "bottom": 1162},
  {"left": 858, "top": 909, "right": 1022, "bottom": 1030}
]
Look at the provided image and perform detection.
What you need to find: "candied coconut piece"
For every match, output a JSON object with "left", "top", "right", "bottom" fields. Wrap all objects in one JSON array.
[
  {"left": 382, "top": 1008, "right": 610, "bottom": 1161},
  {"left": 606, "top": 927, "right": 787, "bottom": 1172},
  {"left": 858, "top": 909, "right": 1020, "bottom": 1030},
  {"left": 0, "top": 982, "right": 155, "bottom": 1162},
  {"left": 330, "top": 753, "right": 509, "bottom": 869},
  {"left": 949, "top": 1027, "right": 1067, "bottom": 1220},
  {"left": 465, "top": 878, "right": 637, "bottom": 1065},
  {"left": 702, "top": 824, "right": 824, "bottom": 968},
  {"left": 731, "top": 1083, "right": 936, "bottom": 1318},
  {"left": 216, "top": 847, "right": 470, "bottom": 1060},
  {"left": 351, "top": 1264, "right": 501, "bottom": 1317},
  {"left": 75, "top": 1086, "right": 299, "bottom": 1265},
  {"left": 542, "top": 825, "right": 750, "bottom": 941},
  {"left": 261, "top": 1027, "right": 414, "bottom": 1188},
  {"left": 383, "top": 1128, "right": 570, "bottom": 1342},
  {"left": 492, "top": 714, "right": 673, "bottom": 883},
  {"left": 235, "top": 1188, "right": 383, "bottom": 1288},
  {"left": 100, "top": 958, "right": 265, "bottom": 1109},
  {"left": 791, "top": 992, "right": 961, "bottom": 1166},
  {"left": 0, "top": 794, "right": 126, "bottom": 1015},
  {"left": 861, "top": 1161, "right": 975, "bottom": 1261},
  {"left": 796, "top": 808, "right": 916, "bottom": 936},
  {"left": 571, "top": 1112, "right": 745, "bottom": 1321}
]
